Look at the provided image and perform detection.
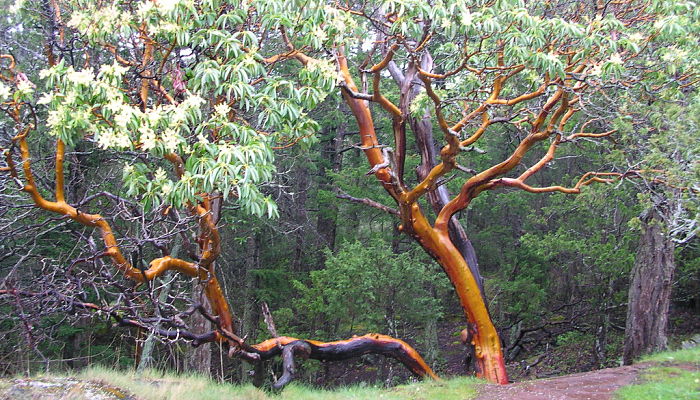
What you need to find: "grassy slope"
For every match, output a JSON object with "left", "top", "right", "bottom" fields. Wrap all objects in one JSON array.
[
  {"left": 76, "top": 366, "right": 479, "bottom": 400},
  {"left": 9, "top": 347, "right": 696, "bottom": 400},
  {"left": 614, "top": 347, "right": 700, "bottom": 400}
]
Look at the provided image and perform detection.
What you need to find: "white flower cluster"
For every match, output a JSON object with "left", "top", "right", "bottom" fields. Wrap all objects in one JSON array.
[
  {"left": 68, "top": 5, "right": 132, "bottom": 39},
  {"left": 214, "top": 103, "right": 231, "bottom": 117},
  {"left": 99, "top": 62, "right": 130, "bottom": 79},
  {"left": 161, "top": 128, "right": 182, "bottom": 152},
  {"left": 628, "top": 32, "right": 646, "bottom": 43},
  {"left": 97, "top": 128, "right": 132, "bottom": 149},
  {"left": 440, "top": 17, "right": 453, "bottom": 29},
  {"left": 360, "top": 35, "right": 377, "bottom": 52},
  {"left": 151, "top": 22, "right": 181, "bottom": 35},
  {"left": 305, "top": 59, "right": 340, "bottom": 84},
  {"left": 161, "top": 180, "right": 173, "bottom": 196},
  {"left": 150, "top": 166, "right": 174, "bottom": 197},
  {"left": 137, "top": 0, "right": 194, "bottom": 36},
  {"left": 47, "top": 110, "right": 62, "bottom": 128},
  {"left": 197, "top": 132, "right": 209, "bottom": 144},
  {"left": 545, "top": 52, "right": 561, "bottom": 64},
  {"left": 140, "top": 0, "right": 191, "bottom": 15},
  {"left": 155, "top": 0, "right": 180, "bottom": 13},
  {"left": 312, "top": 27, "right": 328, "bottom": 43},
  {"left": 460, "top": 9, "right": 473, "bottom": 27},
  {"left": 661, "top": 47, "right": 687, "bottom": 64},
  {"left": 139, "top": 127, "right": 157, "bottom": 150},
  {"left": 608, "top": 53, "right": 623, "bottom": 66},
  {"left": 323, "top": 5, "right": 358, "bottom": 38},
  {"left": 109, "top": 94, "right": 203, "bottom": 152},
  {"left": 39, "top": 60, "right": 207, "bottom": 153},
  {"left": 66, "top": 69, "right": 94, "bottom": 86},
  {"left": 9, "top": 0, "right": 24, "bottom": 14},
  {"left": 0, "top": 82, "right": 12, "bottom": 100},
  {"left": 37, "top": 93, "right": 53, "bottom": 105},
  {"left": 15, "top": 81, "right": 34, "bottom": 99},
  {"left": 154, "top": 167, "right": 168, "bottom": 181}
]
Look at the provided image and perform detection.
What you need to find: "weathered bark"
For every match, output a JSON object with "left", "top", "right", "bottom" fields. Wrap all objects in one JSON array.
[
  {"left": 186, "top": 196, "right": 224, "bottom": 375},
  {"left": 398, "top": 55, "right": 488, "bottom": 375},
  {"left": 187, "top": 290, "right": 213, "bottom": 374},
  {"left": 274, "top": 341, "right": 312, "bottom": 389},
  {"left": 246, "top": 333, "right": 439, "bottom": 389},
  {"left": 623, "top": 200, "right": 675, "bottom": 364}
]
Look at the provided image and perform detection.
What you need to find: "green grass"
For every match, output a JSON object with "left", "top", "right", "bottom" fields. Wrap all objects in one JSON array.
[
  {"left": 640, "top": 346, "right": 700, "bottom": 364},
  {"left": 72, "top": 365, "right": 479, "bottom": 400},
  {"left": 615, "top": 347, "right": 700, "bottom": 400},
  {"left": 17, "top": 347, "right": 695, "bottom": 400},
  {"left": 281, "top": 377, "right": 478, "bottom": 400},
  {"left": 614, "top": 366, "right": 700, "bottom": 400}
]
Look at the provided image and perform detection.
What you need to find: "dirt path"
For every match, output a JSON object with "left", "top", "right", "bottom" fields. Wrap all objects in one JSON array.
[{"left": 475, "top": 363, "right": 655, "bottom": 400}]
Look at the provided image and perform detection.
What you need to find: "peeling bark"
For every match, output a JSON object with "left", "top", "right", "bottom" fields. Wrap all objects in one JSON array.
[
  {"left": 337, "top": 50, "right": 508, "bottom": 384},
  {"left": 245, "top": 334, "right": 439, "bottom": 388}
]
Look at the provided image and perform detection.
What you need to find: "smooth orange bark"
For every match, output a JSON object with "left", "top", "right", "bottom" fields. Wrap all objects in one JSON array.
[{"left": 337, "top": 49, "right": 509, "bottom": 384}]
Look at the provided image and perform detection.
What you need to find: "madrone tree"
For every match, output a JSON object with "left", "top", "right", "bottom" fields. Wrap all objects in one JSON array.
[
  {"left": 1, "top": 0, "right": 437, "bottom": 386},
  {"left": 1, "top": 0, "right": 696, "bottom": 386},
  {"left": 288, "top": 0, "right": 695, "bottom": 383}
]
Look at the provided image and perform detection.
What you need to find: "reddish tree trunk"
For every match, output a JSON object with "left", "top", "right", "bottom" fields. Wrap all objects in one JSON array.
[
  {"left": 623, "top": 201, "right": 675, "bottom": 364},
  {"left": 405, "top": 54, "right": 486, "bottom": 297},
  {"left": 403, "top": 205, "right": 508, "bottom": 383},
  {"left": 338, "top": 51, "right": 508, "bottom": 384}
]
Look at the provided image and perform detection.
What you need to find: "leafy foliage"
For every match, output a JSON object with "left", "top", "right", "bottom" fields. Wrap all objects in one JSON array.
[{"left": 291, "top": 240, "right": 450, "bottom": 340}]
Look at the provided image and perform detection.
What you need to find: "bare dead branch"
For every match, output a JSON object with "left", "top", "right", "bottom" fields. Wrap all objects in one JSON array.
[{"left": 336, "top": 192, "right": 399, "bottom": 216}]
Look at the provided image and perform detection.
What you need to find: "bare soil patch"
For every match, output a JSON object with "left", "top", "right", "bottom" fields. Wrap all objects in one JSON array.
[{"left": 475, "top": 362, "right": 699, "bottom": 400}]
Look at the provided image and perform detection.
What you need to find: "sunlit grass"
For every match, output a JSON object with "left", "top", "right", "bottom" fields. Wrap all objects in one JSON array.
[
  {"left": 74, "top": 365, "right": 479, "bottom": 400},
  {"left": 281, "top": 377, "right": 478, "bottom": 400},
  {"left": 77, "top": 366, "right": 265, "bottom": 400},
  {"left": 615, "top": 346, "right": 700, "bottom": 400},
  {"left": 17, "top": 347, "right": 697, "bottom": 400},
  {"left": 615, "top": 366, "right": 700, "bottom": 400},
  {"left": 640, "top": 346, "right": 700, "bottom": 364}
]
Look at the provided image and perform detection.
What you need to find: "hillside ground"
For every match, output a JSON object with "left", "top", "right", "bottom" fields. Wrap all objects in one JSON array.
[{"left": 0, "top": 347, "right": 697, "bottom": 400}]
